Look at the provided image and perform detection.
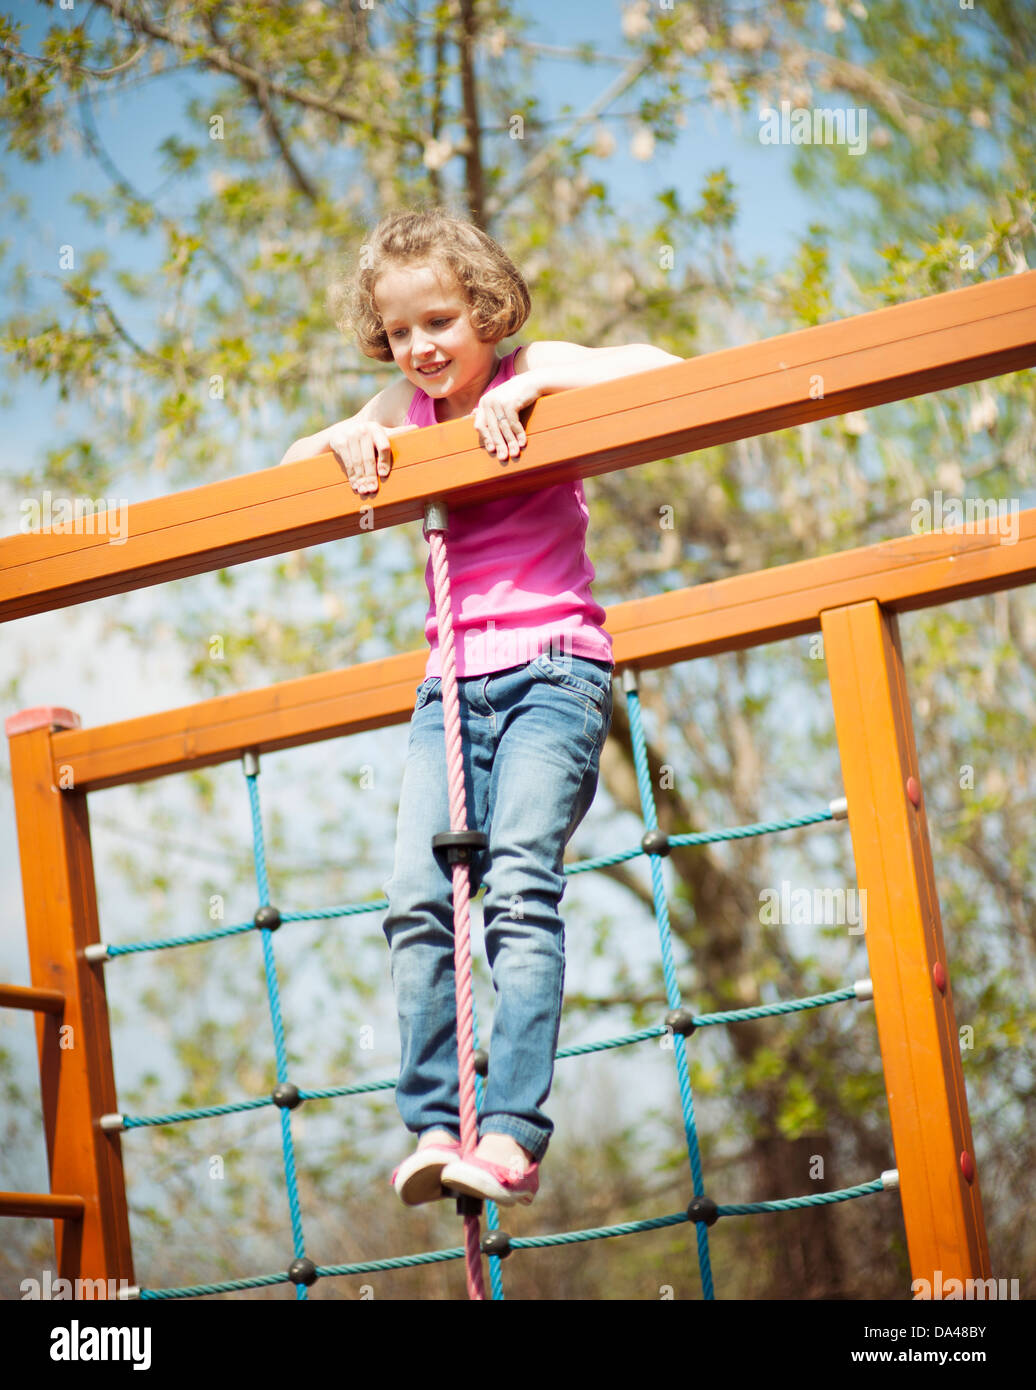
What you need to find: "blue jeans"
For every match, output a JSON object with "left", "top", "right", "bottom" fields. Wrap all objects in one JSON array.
[{"left": 381, "top": 654, "right": 614, "bottom": 1163}]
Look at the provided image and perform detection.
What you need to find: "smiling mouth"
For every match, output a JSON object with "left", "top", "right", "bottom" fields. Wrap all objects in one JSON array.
[{"left": 417, "top": 361, "right": 449, "bottom": 375}]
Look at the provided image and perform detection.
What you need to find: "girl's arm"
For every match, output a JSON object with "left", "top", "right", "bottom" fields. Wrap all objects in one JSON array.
[
  {"left": 474, "top": 340, "right": 682, "bottom": 460},
  {"left": 517, "top": 339, "right": 683, "bottom": 394},
  {"left": 277, "top": 375, "right": 417, "bottom": 466}
]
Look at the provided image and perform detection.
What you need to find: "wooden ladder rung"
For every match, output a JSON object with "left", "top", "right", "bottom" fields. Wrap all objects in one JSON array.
[
  {"left": 0, "top": 982, "right": 66, "bottom": 1014},
  {"left": 0, "top": 1191, "right": 85, "bottom": 1219}
]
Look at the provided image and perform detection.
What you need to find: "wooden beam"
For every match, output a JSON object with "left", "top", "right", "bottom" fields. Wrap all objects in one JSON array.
[
  {"left": 822, "top": 601, "right": 990, "bottom": 1286},
  {"left": 36, "top": 507, "right": 1036, "bottom": 792},
  {"left": 2, "top": 271, "right": 1033, "bottom": 623}
]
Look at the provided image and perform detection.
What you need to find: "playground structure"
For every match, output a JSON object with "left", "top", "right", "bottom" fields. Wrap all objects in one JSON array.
[{"left": 1, "top": 269, "right": 1034, "bottom": 1297}]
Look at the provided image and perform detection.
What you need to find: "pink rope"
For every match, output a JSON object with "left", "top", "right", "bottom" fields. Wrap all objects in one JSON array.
[{"left": 426, "top": 521, "right": 486, "bottom": 1303}]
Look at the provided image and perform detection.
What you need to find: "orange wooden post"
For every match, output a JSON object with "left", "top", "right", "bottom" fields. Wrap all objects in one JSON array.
[
  {"left": 5, "top": 707, "right": 134, "bottom": 1286},
  {"left": 821, "top": 601, "right": 990, "bottom": 1289}
]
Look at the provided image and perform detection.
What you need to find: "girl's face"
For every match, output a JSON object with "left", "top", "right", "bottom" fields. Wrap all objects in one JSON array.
[{"left": 374, "top": 262, "right": 499, "bottom": 418}]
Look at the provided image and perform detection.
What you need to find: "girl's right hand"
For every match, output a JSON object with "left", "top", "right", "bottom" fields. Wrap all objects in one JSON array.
[{"left": 327, "top": 421, "right": 418, "bottom": 496}]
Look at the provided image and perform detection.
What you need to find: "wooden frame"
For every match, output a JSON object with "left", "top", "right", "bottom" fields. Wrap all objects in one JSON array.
[
  {"left": 2, "top": 709, "right": 134, "bottom": 1284},
  {"left": 4, "top": 270, "right": 1033, "bottom": 1292}
]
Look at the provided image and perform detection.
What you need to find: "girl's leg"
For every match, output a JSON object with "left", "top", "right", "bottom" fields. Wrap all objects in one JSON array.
[
  {"left": 475, "top": 657, "right": 613, "bottom": 1163},
  {"left": 381, "top": 681, "right": 463, "bottom": 1142},
  {"left": 381, "top": 678, "right": 492, "bottom": 1144}
]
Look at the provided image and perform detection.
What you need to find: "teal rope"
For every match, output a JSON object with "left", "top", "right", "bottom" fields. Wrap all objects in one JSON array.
[
  {"left": 564, "top": 808, "right": 837, "bottom": 877},
  {"left": 106, "top": 921, "right": 257, "bottom": 955},
  {"left": 624, "top": 680, "right": 714, "bottom": 1300},
  {"left": 136, "top": 1177, "right": 887, "bottom": 1297},
  {"left": 555, "top": 1026, "right": 663, "bottom": 1060},
  {"left": 666, "top": 809, "right": 835, "bottom": 848},
  {"left": 140, "top": 1271, "right": 291, "bottom": 1298},
  {"left": 123, "top": 1097, "right": 274, "bottom": 1129},
  {"left": 470, "top": 994, "right": 505, "bottom": 1301},
  {"left": 105, "top": 901, "right": 384, "bottom": 957},
  {"left": 101, "top": 808, "right": 839, "bottom": 959},
  {"left": 119, "top": 988, "right": 862, "bottom": 1129},
  {"left": 292, "top": 1079, "right": 397, "bottom": 1100},
  {"left": 121, "top": 1079, "right": 397, "bottom": 1130},
  {"left": 245, "top": 770, "right": 309, "bottom": 1301},
  {"left": 720, "top": 1180, "right": 884, "bottom": 1214},
  {"left": 690, "top": 987, "right": 858, "bottom": 1026},
  {"left": 507, "top": 1212, "right": 690, "bottom": 1249}
]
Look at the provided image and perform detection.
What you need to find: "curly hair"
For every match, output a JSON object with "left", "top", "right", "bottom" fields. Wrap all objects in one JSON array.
[{"left": 327, "top": 204, "right": 531, "bottom": 362}]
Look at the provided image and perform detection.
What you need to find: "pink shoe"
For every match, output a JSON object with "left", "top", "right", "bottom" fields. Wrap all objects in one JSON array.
[
  {"left": 391, "top": 1139, "right": 463, "bottom": 1206},
  {"left": 440, "top": 1153, "right": 540, "bottom": 1207}
]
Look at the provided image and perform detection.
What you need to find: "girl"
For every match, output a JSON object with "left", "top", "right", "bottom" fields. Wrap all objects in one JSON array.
[{"left": 280, "top": 206, "right": 680, "bottom": 1207}]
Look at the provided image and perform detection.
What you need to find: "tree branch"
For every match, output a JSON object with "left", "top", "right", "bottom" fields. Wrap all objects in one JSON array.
[
  {"left": 456, "top": 0, "right": 486, "bottom": 227},
  {"left": 484, "top": 34, "right": 662, "bottom": 218},
  {"left": 92, "top": 0, "right": 427, "bottom": 150},
  {"left": 72, "top": 82, "right": 254, "bottom": 307},
  {"left": 0, "top": 39, "right": 147, "bottom": 80},
  {"left": 202, "top": 12, "right": 318, "bottom": 201}
]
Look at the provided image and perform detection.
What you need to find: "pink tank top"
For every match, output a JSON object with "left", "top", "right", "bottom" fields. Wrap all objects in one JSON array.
[{"left": 407, "top": 347, "right": 613, "bottom": 678}]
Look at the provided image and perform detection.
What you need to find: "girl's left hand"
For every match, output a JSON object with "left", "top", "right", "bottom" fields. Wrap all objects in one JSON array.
[{"left": 471, "top": 373, "right": 543, "bottom": 460}]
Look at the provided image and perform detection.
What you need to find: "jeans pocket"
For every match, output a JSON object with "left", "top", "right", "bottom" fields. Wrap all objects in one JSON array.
[
  {"left": 414, "top": 677, "right": 442, "bottom": 711},
  {"left": 529, "top": 654, "right": 613, "bottom": 715}
]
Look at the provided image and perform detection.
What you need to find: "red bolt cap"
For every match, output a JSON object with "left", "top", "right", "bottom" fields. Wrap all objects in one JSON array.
[
  {"left": 960, "top": 1151, "right": 975, "bottom": 1183},
  {"left": 906, "top": 776, "right": 921, "bottom": 807},
  {"left": 933, "top": 961, "right": 947, "bottom": 993}
]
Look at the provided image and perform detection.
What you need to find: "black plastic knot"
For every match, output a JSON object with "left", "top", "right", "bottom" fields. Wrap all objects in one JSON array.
[
  {"left": 432, "top": 830, "right": 488, "bottom": 864},
  {"left": 480, "top": 1229, "right": 512, "bottom": 1259},
  {"left": 455, "top": 1194, "right": 484, "bottom": 1218},
  {"left": 686, "top": 1195, "right": 719, "bottom": 1227},
  {"left": 665, "top": 1007, "right": 697, "bottom": 1037},
  {"left": 473, "top": 1048, "right": 489, "bottom": 1077},
  {"left": 288, "top": 1257, "right": 318, "bottom": 1285},
  {"left": 641, "top": 828, "right": 671, "bottom": 857},
  {"left": 272, "top": 1082, "right": 301, "bottom": 1110},
  {"left": 254, "top": 905, "right": 282, "bottom": 932}
]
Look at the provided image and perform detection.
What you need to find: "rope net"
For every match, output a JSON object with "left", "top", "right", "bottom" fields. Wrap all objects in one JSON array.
[{"left": 90, "top": 507, "right": 895, "bottom": 1301}]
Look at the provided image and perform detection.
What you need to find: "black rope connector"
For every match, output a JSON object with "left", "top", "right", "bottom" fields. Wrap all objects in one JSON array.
[
  {"left": 481, "top": 1229, "right": 512, "bottom": 1259},
  {"left": 474, "top": 1048, "right": 489, "bottom": 1077},
  {"left": 665, "top": 1007, "right": 697, "bottom": 1037},
  {"left": 641, "top": 828, "right": 671, "bottom": 857},
  {"left": 288, "top": 1257, "right": 318, "bottom": 1286},
  {"left": 455, "top": 1194, "right": 484, "bottom": 1218},
  {"left": 254, "top": 905, "right": 282, "bottom": 932},
  {"left": 686, "top": 1195, "right": 719, "bottom": 1227},
  {"left": 272, "top": 1082, "right": 301, "bottom": 1109},
  {"left": 432, "top": 830, "right": 488, "bottom": 864}
]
